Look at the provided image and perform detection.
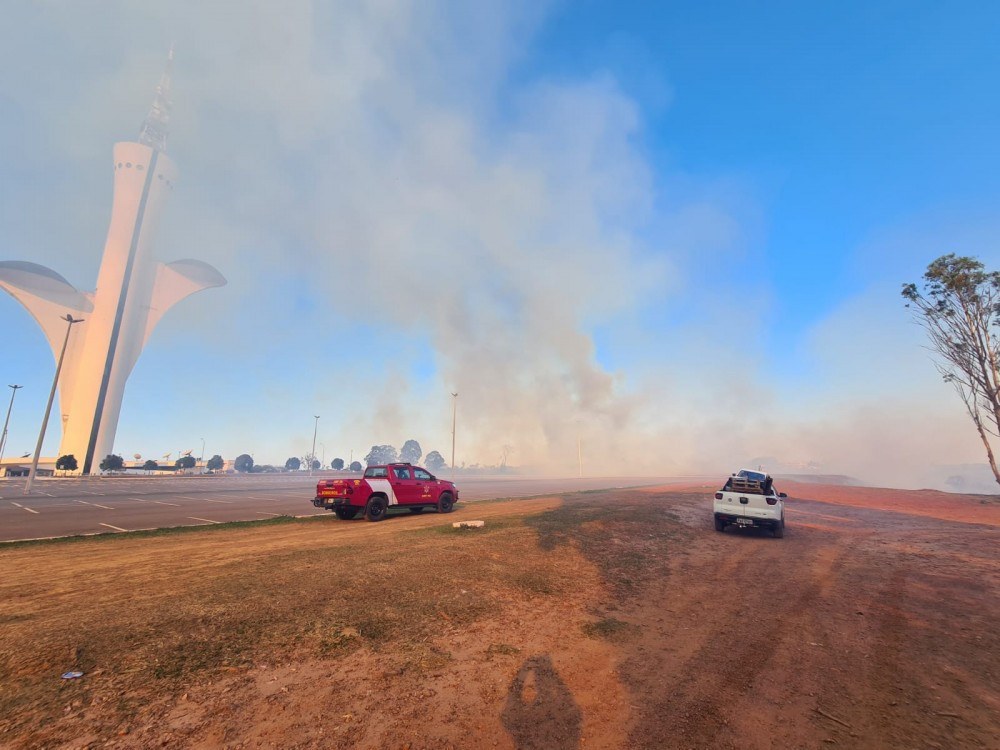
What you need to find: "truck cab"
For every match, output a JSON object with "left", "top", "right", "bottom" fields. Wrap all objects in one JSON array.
[{"left": 713, "top": 469, "right": 787, "bottom": 538}]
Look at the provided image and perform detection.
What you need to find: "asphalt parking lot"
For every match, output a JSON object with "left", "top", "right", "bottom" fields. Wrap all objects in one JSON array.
[{"left": 0, "top": 473, "right": 687, "bottom": 542}]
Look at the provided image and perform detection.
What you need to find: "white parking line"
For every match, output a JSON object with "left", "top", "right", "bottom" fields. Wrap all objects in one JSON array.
[
  {"left": 256, "top": 511, "right": 283, "bottom": 516},
  {"left": 76, "top": 500, "right": 116, "bottom": 510},
  {"left": 99, "top": 522, "right": 129, "bottom": 532},
  {"left": 151, "top": 500, "right": 181, "bottom": 507},
  {"left": 12, "top": 503, "right": 40, "bottom": 514},
  {"left": 177, "top": 496, "right": 200, "bottom": 501},
  {"left": 205, "top": 499, "right": 234, "bottom": 504},
  {"left": 294, "top": 513, "right": 328, "bottom": 518},
  {"left": 187, "top": 516, "right": 221, "bottom": 524}
]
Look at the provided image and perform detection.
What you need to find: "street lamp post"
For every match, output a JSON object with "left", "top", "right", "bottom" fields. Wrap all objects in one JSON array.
[
  {"left": 0, "top": 384, "right": 23, "bottom": 469},
  {"left": 25, "top": 314, "right": 84, "bottom": 495},
  {"left": 310, "top": 415, "right": 319, "bottom": 476},
  {"left": 451, "top": 392, "right": 458, "bottom": 479}
]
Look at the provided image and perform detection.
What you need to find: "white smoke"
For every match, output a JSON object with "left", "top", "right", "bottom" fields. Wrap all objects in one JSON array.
[{"left": 0, "top": 1, "right": 996, "bottom": 486}]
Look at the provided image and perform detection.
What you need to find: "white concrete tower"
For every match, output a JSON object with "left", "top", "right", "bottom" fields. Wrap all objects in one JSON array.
[{"left": 0, "top": 49, "right": 226, "bottom": 474}]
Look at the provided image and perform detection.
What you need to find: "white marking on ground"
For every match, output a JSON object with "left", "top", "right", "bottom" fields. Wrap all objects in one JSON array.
[
  {"left": 22, "top": 506, "right": 40, "bottom": 514},
  {"left": 256, "top": 511, "right": 283, "bottom": 516},
  {"left": 99, "top": 522, "right": 129, "bottom": 532},
  {"left": 10, "top": 501, "right": 23, "bottom": 508},
  {"left": 177, "top": 496, "right": 200, "bottom": 500},
  {"left": 91, "top": 503, "right": 115, "bottom": 510},
  {"left": 205, "top": 499, "right": 233, "bottom": 504},
  {"left": 151, "top": 500, "right": 181, "bottom": 507},
  {"left": 294, "top": 513, "right": 329, "bottom": 518},
  {"left": 187, "top": 516, "right": 221, "bottom": 524}
]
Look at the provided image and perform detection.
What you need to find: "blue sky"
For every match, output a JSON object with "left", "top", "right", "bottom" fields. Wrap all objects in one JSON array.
[
  {"left": 532, "top": 1, "right": 1000, "bottom": 348},
  {"left": 1, "top": 1, "right": 998, "bottom": 486}
]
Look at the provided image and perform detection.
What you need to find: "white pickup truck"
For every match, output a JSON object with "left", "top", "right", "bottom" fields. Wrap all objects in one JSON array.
[{"left": 713, "top": 469, "right": 787, "bottom": 538}]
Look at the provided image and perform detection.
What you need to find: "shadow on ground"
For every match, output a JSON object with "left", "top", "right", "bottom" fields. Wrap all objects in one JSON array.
[{"left": 502, "top": 654, "right": 582, "bottom": 750}]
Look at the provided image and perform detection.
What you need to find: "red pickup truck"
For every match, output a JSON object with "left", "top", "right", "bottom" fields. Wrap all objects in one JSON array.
[{"left": 313, "top": 463, "right": 459, "bottom": 521}]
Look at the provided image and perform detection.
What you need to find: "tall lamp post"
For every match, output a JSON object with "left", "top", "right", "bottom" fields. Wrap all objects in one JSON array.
[
  {"left": 25, "top": 314, "right": 84, "bottom": 495},
  {"left": 451, "top": 392, "right": 458, "bottom": 479},
  {"left": 0, "top": 384, "right": 23, "bottom": 469},
  {"left": 310, "top": 415, "right": 319, "bottom": 476}
]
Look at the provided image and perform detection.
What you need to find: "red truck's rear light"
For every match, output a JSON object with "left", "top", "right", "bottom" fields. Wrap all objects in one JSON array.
[
  {"left": 766, "top": 496, "right": 778, "bottom": 505},
  {"left": 715, "top": 492, "right": 723, "bottom": 500}
]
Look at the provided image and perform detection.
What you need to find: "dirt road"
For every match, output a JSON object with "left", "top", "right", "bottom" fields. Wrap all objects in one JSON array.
[{"left": 0, "top": 482, "right": 997, "bottom": 748}]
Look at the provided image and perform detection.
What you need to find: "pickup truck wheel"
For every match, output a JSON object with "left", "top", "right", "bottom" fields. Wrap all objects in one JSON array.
[
  {"left": 437, "top": 493, "right": 454, "bottom": 514},
  {"left": 714, "top": 516, "right": 725, "bottom": 532},
  {"left": 773, "top": 518, "right": 785, "bottom": 538},
  {"left": 334, "top": 507, "right": 359, "bottom": 520},
  {"left": 365, "top": 496, "right": 388, "bottom": 522},
  {"left": 409, "top": 507, "right": 424, "bottom": 514}
]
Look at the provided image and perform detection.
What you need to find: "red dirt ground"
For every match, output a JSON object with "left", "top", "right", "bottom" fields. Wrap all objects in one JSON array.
[{"left": 0, "top": 481, "right": 997, "bottom": 748}]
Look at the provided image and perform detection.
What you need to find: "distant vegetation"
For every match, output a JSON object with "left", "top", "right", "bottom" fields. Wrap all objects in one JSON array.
[
  {"left": 400, "top": 439, "right": 422, "bottom": 464},
  {"left": 234, "top": 454, "right": 254, "bottom": 473},
  {"left": 99, "top": 454, "right": 124, "bottom": 473},
  {"left": 55, "top": 454, "right": 77, "bottom": 472},
  {"left": 364, "top": 444, "right": 398, "bottom": 466},
  {"left": 206, "top": 455, "right": 224, "bottom": 471}
]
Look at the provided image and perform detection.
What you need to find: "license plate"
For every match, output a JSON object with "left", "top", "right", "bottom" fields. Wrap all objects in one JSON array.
[{"left": 737, "top": 518, "right": 753, "bottom": 526}]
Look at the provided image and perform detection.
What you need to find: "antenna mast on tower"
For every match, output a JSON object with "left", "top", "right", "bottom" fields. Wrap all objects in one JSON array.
[{"left": 138, "top": 44, "right": 174, "bottom": 153}]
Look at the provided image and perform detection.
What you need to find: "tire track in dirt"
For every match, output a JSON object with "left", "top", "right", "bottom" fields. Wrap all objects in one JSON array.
[{"left": 621, "top": 520, "right": 847, "bottom": 749}]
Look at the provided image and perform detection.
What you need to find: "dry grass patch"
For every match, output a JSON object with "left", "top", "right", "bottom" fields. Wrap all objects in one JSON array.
[
  {"left": 0, "top": 490, "right": 695, "bottom": 748},
  {"left": 581, "top": 617, "right": 638, "bottom": 641}
]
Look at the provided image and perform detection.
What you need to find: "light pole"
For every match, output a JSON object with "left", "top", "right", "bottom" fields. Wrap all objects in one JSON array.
[
  {"left": 310, "top": 415, "right": 319, "bottom": 476},
  {"left": 0, "top": 384, "right": 23, "bottom": 469},
  {"left": 25, "top": 314, "right": 84, "bottom": 495},
  {"left": 451, "top": 392, "right": 458, "bottom": 479}
]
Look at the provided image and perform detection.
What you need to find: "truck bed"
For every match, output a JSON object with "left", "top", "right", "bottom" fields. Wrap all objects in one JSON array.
[{"left": 724, "top": 477, "right": 768, "bottom": 495}]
